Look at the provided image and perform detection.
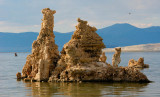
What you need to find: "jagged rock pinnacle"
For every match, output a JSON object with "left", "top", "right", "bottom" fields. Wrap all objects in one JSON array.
[{"left": 22, "top": 8, "right": 59, "bottom": 81}]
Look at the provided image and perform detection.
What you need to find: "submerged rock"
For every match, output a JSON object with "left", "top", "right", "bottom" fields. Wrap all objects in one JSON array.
[
  {"left": 15, "top": 53, "right": 17, "bottom": 57},
  {"left": 128, "top": 57, "right": 149, "bottom": 68},
  {"left": 22, "top": 8, "right": 59, "bottom": 81},
  {"left": 16, "top": 72, "right": 21, "bottom": 79}
]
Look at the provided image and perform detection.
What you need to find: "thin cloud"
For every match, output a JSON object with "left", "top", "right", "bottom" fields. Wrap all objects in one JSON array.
[
  {"left": 0, "top": 21, "right": 40, "bottom": 33},
  {"left": 132, "top": 23, "right": 153, "bottom": 28},
  {"left": 0, "top": 0, "right": 160, "bottom": 33}
]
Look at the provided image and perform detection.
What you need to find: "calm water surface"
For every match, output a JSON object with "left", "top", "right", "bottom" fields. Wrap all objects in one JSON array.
[{"left": 0, "top": 52, "right": 160, "bottom": 97}]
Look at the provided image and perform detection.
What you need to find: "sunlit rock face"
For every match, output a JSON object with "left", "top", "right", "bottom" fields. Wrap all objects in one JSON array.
[
  {"left": 62, "top": 18, "right": 106, "bottom": 65},
  {"left": 112, "top": 48, "right": 121, "bottom": 67},
  {"left": 99, "top": 52, "right": 107, "bottom": 63},
  {"left": 49, "top": 18, "right": 106, "bottom": 81},
  {"left": 22, "top": 8, "right": 59, "bottom": 81},
  {"left": 49, "top": 19, "right": 149, "bottom": 82},
  {"left": 19, "top": 9, "right": 150, "bottom": 83},
  {"left": 128, "top": 57, "right": 149, "bottom": 68}
]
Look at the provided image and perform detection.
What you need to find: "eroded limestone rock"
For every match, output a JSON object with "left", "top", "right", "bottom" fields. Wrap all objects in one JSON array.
[
  {"left": 112, "top": 47, "right": 121, "bottom": 67},
  {"left": 16, "top": 72, "right": 21, "bottom": 79},
  {"left": 128, "top": 57, "right": 149, "bottom": 68},
  {"left": 49, "top": 19, "right": 149, "bottom": 82},
  {"left": 22, "top": 8, "right": 59, "bottom": 81},
  {"left": 49, "top": 18, "right": 106, "bottom": 81},
  {"left": 49, "top": 62, "right": 149, "bottom": 82},
  {"left": 99, "top": 52, "right": 107, "bottom": 63},
  {"left": 18, "top": 9, "right": 150, "bottom": 83}
]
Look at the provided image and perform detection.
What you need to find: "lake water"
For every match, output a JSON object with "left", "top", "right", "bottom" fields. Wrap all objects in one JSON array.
[{"left": 0, "top": 52, "right": 160, "bottom": 97}]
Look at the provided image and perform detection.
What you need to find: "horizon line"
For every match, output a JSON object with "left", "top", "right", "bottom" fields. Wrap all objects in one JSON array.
[{"left": 0, "top": 23, "right": 160, "bottom": 33}]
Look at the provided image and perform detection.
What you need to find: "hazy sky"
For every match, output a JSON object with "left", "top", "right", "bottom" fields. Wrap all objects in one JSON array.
[{"left": 0, "top": 0, "right": 160, "bottom": 33}]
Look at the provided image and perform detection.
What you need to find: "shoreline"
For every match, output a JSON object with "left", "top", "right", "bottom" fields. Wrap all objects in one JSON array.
[
  {"left": 103, "top": 43, "right": 160, "bottom": 52},
  {"left": 103, "top": 49, "right": 160, "bottom": 52}
]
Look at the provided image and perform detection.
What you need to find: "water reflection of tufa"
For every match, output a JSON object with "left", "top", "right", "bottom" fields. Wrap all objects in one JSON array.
[{"left": 22, "top": 81, "right": 149, "bottom": 97}]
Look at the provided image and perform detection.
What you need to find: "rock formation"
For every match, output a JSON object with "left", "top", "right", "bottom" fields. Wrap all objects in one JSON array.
[
  {"left": 17, "top": 8, "right": 150, "bottom": 83},
  {"left": 48, "top": 19, "right": 149, "bottom": 82},
  {"left": 128, "top": 57, "right": 149, "bottom": 68},
  {"left": 99, "top": 52, "right": 107, "bottom": 63},
  {"left": 49, "top": 18, "right": 106, "bottom": 81},
  {"left": 21, "top": 8, "right": 59, "bottom": 81},
  {"left": 112, "top": 48, "right": 121, "bottom": 67},
  {"left": 16, "top": 72, "right": 21, "bottom": 79}
]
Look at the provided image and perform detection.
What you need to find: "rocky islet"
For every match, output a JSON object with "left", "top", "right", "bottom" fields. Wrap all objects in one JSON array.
[{"left": 17, "top": 8, "right": 150, "bottom": 83}]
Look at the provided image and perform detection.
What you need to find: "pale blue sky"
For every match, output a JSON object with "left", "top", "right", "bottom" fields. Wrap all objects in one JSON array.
[{"left": 0, "top": 0, "right": 160, "bottom": 33}]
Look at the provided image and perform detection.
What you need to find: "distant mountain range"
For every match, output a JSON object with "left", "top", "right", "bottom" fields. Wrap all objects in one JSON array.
[{"left": 0, "top": 23, "right": 160, "bottom": 52}]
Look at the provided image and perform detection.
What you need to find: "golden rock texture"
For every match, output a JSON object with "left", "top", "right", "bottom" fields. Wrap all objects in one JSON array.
[
  {"left": 112, "top": 48, "right": 121, "bottom": 67},
  {"left": 16, "top": 72, "right": 21, "bottom": 79},
  {"left": 99, "top": 52, "right": 107, "bottom": 63},
  {"left": 128, "top": 57, "right": 149, "bottom": 68},
  {"left": 49, "top": 63, "right": 149, "bottom": 82},
  {"left": 22, "top": 8, "right": 59, "bottom": 81},
  {"left": 48, "top": 19, "right": 149, "bottom": 82},
  {"left": 49, "top": 18, "right": 106, "bottom": 81},
  {"left": 19, "top": 8, "right": 150, "bottom": 83}
]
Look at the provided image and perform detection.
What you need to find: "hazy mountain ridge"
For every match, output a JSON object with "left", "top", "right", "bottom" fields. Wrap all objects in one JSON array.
[
  {"left": 0, "top": 31, "right": 73, "bottom": 52},
  {"left": 0, "top": 23, "right": 160, "bottom": 52},
  {"left": 97, "top": 23, "right": 160, "bottom": 47}
]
